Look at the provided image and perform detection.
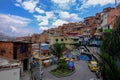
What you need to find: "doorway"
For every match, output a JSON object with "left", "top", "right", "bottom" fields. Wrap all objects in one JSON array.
[
  {"left": 23, "top": 59, "right": 28, "bottom": 71},
  {"left": 13, "top": 47, "right": 17, "bottom": 59}
]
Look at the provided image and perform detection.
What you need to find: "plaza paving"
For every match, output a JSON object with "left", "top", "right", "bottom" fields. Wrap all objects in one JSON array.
[{"left": 21, "top": 60, "right": 97, "bottom": 80}]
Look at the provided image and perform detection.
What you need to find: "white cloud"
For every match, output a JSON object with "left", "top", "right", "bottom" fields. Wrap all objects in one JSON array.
[
  {"left": 0, "top": 14, "right": 31, "bottom": 36},
  {"left": 80, "top": 0, "right": 115, "bottom": 9},
  {"left": 59, "top": 12, "right": 70, "bottom": 20},
  {"left": 11, "top": 26, "right": 32, "bottom": 36},
  {"left": 39, "top": 20, "right": 48, "bottom": 26},
  {"left": 59, "top": 11, "right": 82, "bottom": 22},
  {"left": 52, "top": 0, "right": 76, "bottom": 10},
  {"left": 14, "top": 3, "right": 21, "bottom": 7},
  {"left": 11, "top": 26, "right": 18, "bottom": 33},
  {"left": 34, "top": 12, "right": 54, "bottom": 22},
  {"left": 34, "top": 11, "right": 55, "bottom": 26},
  {"left": 51, "top": 0, "right": 70, "bottom": 4},
  {"left": 34, "top": 11, "right": 55, "bottom": 32},
  {"left": 0, "top": 14, "right": 30, "bottom": 27},
  {"left": 70, "top": 14, "right": 82, "bottom": 21},
  {"left": 46, "top": 12, "right": 54, "bottom": 18},
  {"left": 15, "top": 0, "right": 39, "bottom": 13},
  {"left": 34, "top": 15, "right": 47, "bottom": 22},
  {"left": 52, "top": 19, "right": 68, "bottom": 27},
  {"left": 22, "top": 0, "right": 38, "bottom": 13},
  {"left": 35, "top": 7, "right": 45, "bottom": 14},
  {"left": 39, "top": 26, "right": 49, "bottom": 31},
  {"left": 16, "top": 0, "right": 22, "bottom": 3}
]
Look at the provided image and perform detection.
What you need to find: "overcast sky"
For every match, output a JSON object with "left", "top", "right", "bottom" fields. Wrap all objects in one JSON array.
[{"left": 0, "top": 0, "right": 119, "bottom": 37}]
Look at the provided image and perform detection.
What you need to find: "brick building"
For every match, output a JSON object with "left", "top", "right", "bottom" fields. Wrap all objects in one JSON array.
[
  {"left": 0, "top": 41, "right": 32, "bottom": 72},
  {"left": 107, "top": 5, "right": 120, "bottom": 29}
]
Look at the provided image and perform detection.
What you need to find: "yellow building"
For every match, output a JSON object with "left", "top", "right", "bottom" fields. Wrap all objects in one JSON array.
[{"left": 49, "top": 36, "right": 74, "bottom": 49}]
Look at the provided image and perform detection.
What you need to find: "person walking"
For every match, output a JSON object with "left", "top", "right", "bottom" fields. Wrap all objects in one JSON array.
[{"left": 30, "top": 58, "right": 36, "bottom": 80}]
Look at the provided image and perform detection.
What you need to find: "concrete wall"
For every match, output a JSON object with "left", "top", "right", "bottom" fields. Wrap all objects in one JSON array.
[
  {"left": 101, "top": 12, "right": 108, "bottom": 30},
  {"left": 0, "top": 68, "right": 20, "bottom": 80}
]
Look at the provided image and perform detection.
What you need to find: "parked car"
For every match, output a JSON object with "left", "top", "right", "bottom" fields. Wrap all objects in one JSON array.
[{"left": 88, "top": 61, "right": 100, "bottom": 71}]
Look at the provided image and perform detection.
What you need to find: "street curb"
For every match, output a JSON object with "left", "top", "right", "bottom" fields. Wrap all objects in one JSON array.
[{"left": 49, "top": 69, "right": 76, "bottom": 78}]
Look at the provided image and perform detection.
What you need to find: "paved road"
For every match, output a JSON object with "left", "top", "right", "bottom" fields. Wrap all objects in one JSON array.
[{"left": 21, "top": 60, "right": 96, "bottom": 80}]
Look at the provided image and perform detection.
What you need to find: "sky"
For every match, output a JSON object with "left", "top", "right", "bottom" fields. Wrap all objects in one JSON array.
[{"left": 0, "top": 0, "right": 120, "bottom": 37}]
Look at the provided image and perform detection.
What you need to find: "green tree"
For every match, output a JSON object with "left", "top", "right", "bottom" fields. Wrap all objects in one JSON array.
[
  {"left": 100, "top": 17, "right": 120, "bottom": 80},
  {"left": 99, "top": 52, "right": 120, "bottom": 80},
  {"left": 101, "top": 17, "right": 120, "bottom": 58},
  {"left": 57, "top": 59, "right": 68, "bottom": 72},
  {"left": 50, "top": 43, "right": 66, "bottom": 60}
]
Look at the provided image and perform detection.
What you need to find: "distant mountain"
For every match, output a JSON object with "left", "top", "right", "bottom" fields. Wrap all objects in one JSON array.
[{"left": 0, "top": 33, "right": 15, "bottom": 41}]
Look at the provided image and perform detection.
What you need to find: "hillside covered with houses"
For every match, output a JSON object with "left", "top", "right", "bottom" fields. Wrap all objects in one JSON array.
[{"left": 16, "top": 5, "right": 120, "bottom": 44}]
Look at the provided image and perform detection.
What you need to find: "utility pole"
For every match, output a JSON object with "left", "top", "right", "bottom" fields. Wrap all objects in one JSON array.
[
  {"left": 115, "top": 0, "right": 118, "bottom": 17},
  {"left": 39, "top": 43, "right": 42, "bottom": 80}
]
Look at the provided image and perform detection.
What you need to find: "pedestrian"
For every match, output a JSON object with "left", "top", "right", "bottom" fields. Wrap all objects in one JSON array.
[{"left": 30, "top": 58, "right": 36, "bottom": 80}]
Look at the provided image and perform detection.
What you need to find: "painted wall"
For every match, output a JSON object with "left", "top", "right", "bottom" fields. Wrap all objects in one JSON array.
[
  {"left": 49, "top": 36, "right": 75, "bottom": 50},
  {"left": 100, "top": 12, "right": 108, "bottom": 30},
  {"left": 0, "top": 68, "right": 20, "bottom": 80},
  {"left": 49, "top": 36, "right": 74, "bottom": 45}
]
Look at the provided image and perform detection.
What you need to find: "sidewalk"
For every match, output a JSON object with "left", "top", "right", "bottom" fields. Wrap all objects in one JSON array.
[{"left": 21, "top": 71, "right": 31, "bottom": 80}]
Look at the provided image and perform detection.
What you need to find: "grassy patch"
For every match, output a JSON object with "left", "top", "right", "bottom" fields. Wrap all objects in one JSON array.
[{"left": 50, "top": 68, "right": 75, "bottom": 77}]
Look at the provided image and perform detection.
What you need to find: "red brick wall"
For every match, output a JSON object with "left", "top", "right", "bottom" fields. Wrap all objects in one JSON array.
[
  {"left": 40, "top": 34, "right": 48, "bottom": 43},
  {"left": 0, "top": 42, "right": 13, "bottom": 59},
  {"left": 107, "top": 7, "right": 120, "bottom": 29},
  {"left": 0, "top": 42, "right": 32, "bottom": 60}
]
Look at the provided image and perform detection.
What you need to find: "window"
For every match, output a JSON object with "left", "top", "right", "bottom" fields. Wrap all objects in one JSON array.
[
  {"left": 108, "top": 25, "right": 110, "bottom": 29},
  {"left": 0, "top": 49, "right": 6, "bottom": 56},
  {"left": 61, "top": 39, "right": 64, "bottom": 41},
  {"left": 56, "top": 39, "right": 58, "bottom": 42},
  {"left": 43, "top": 53, "right": 46, "bottom": 55}
]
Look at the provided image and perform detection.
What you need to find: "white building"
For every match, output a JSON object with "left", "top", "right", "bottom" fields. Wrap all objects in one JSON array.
[
  {"left": 0, "top": 57, "right": 20, "bottom": 80},
  {"left": 100, "top": 8, "right": 112, "bottom": 31}
]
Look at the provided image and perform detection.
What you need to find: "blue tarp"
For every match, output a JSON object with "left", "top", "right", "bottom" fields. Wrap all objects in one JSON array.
[
  {"left": 78, "top": 55, "right": 90, "bottom": 61},
  {"left": 66, "top": 53, "right": 72, "bottom": 58},
  {"left": 41, "top": 45, "right": 50, "bottom": 50},
  {"left": 68, "top": 61, "right": 74, "bottom": 67},
  {"left": 68, "top": 61, "right": 75, "bottom": 71},
  {"left": 20, "top": 45, "right": 25, "bottom": 54}
]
